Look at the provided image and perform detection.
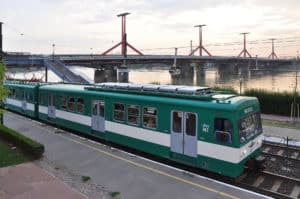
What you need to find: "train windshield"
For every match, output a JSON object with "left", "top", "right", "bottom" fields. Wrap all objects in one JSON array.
[{"left": 239, "top": 112, "right": 262, "bottom": 144}]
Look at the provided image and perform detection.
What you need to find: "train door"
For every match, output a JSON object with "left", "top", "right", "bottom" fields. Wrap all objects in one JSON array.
[
  {"left": 48, "top": 93, "right": 56, "bottom": 118},
  {"left": 21, "top": 90, "right": 27, "bottom": 111},
  {"left": 91, "top": 100, "right": 105, "bottom": 132},
  {"left": 171, "top": 111, "right": 197, "bottom": 157}
]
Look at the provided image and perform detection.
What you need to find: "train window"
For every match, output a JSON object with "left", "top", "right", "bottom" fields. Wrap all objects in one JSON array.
[
  {"left": 61, "top": 96, "right": 67, "bottom": 110},
  {"left": 143, "top": 107, "right": 157, "bottom": 129},
  {"left": 214, "top": 118, "right": 232, "bottom": 144},
  {"left": 92, "top": 102, "right": 98, "bottom": 116},
  {"left": 22, "top": 91, "right": 26, "bottom": 100},
  {"left": 15, "top": 89, "right": 18, "bottom": 99},
  {"left": 77, "top": 98, "right": 84, "bottom": 113},
  {"left": 67, "top": 97, "right": 75, "bottom": 112},
  {"left": 113, "top": 103, "right": 125, "bottom": 122},
  {"left": 239, "top": 112, "right": 262, "bottom": 144},
  {"left": 9, "top": 89, "right": 13, "bottom": 98},
  {"left": 28, "top": 93, "right": 33, "bottom": 102},
  {"left": 40, "top": 94, "right": 46, "bottom": 105},
  {"left": 8, "top": 88, "right": 12, "bottom": 98},
  {"left": 100, "top": 102, "right": 105, "bottom": 117},
  {"left": 127, "top": 105, "right": 140, "bottom": 125},
  {"left": 172, "top": 111, "right": 182, "bottom": 133},
  {"left": 186, "top": 113, "right": 196, "bottom": 136}
]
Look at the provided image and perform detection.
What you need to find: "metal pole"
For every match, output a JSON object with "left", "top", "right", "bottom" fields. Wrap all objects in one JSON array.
[
  {"left": 52, "top": 44, "right": 55, "bottom": 60},
  {"left": 243, "top": 33, "right": 246, "bottom": 57},
  {"left": 199, "top": 26, "right": 202, "bottom": 56},
  {"left": 190, "top": 40, "right": 193, "bottom": 55},
  {"left": 0, "top": 22, "right": 3, "bottom": 60}
]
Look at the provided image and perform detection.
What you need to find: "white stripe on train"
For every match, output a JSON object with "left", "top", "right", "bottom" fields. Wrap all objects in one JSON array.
[{"left": 14, "top": 103, "right": 263, "bottom": 164}]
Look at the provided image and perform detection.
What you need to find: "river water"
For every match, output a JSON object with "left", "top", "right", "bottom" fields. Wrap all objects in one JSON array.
[{"left": 6, "top": 64, "right": 300, "bottom": 93}]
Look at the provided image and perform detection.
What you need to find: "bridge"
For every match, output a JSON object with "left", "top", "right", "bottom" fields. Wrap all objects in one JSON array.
[
  {"left": 0, "top": 14, "right": 297, "bottom": 83},
  {"left": 3, "top": 54, "right": 293, "bottom": 68}
]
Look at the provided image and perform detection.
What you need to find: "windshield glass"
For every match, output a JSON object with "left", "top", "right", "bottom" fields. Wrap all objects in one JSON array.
[{"left": 239, "top": 112, "right": 262, "bottom": 144}]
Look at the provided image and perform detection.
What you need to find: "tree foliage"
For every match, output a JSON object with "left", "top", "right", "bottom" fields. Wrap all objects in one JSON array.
[{"left": 0, "top": 61, "right": 8, "bottom": 114}]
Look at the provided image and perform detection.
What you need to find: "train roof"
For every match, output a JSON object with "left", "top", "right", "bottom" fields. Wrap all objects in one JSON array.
[
  {"left": 38, "top": 82, "right": 258, "bottom": 111},
  {"left": 4, "top": 80, "right": 41, "bottom": 88}
]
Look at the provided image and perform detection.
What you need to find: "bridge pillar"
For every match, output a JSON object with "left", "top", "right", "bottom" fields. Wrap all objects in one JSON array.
[
  {"left": 117, "top": 66, "right": 129, "bottom": 83},
  {"left": 170, "top": 63, "right": 194, "bottom": 85},
  {"left": 94, "top": 67, "right": 117, "bottom": 83},
  {"left": 195, "top": 63, "right": 206, "bottom": 86}
]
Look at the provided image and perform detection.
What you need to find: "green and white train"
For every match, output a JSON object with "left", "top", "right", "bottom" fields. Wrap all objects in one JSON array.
[{"left": 4, "top": 81, "right": 263, "bottom": 178}]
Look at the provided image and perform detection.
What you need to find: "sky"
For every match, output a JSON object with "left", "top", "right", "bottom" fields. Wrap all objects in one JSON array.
[{"left": 1, "top": 0, "right": 300, "bottom": 57}]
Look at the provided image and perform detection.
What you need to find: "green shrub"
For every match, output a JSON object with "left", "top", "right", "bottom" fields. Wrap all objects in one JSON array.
[
  {"left": 212, "top": 86, "right": 238, "bottom": 94},
  {"left": 244, "top": 89, "right": 300, "bottom": 116},
  {"left": 0, "top": 125, "right": 44, "bottom": 159}
]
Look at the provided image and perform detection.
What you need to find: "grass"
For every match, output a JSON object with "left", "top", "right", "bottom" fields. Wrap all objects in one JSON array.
[
  {"left": 110, "top": 192, "right": 121, "bottom": 198},
  {"left": 0, "top": 139, "right": 27, "bottom": 167},
  {"left": 262, "top": 119, "right": 300, "bottom": 130}
]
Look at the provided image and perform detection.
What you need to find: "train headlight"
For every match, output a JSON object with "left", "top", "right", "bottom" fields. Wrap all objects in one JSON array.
[{"left": 241, "top": 149, "right": 247, "bottom": 157}]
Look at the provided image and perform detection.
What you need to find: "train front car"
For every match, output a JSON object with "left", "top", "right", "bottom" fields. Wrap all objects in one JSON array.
[
  {"left": 235, "top": 96, "right": 264, "bottom": 171},
  {"left": 211, "top": 94, "right": 263, "bottom": 178}
]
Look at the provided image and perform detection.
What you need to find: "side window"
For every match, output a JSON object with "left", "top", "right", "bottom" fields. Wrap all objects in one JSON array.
[
  {"left": 8, "top": 88, "right": 12, "bottom": 98},
  {"left": 127, "top": 105, "right": 140, "bottom": 125},
  {"left": 100, "top": 101, "right": 105, "bottom": 117},
  {"left": 22, "top": 91, "right": 26, "bottom": 100},
  {"left": 113, "top": 103, "right": 125, "bottom": 122},
  {"left": 186, "top": 113, "right": 196, "bottom": 136},
  {"left": 68, "top": 97, "right": 75, "bottom": 112},
  {"left": 214, "top": 118, "right": 233, "bottom": 144},
  {"left": 28, "top": 93, "right": 33, "bottom": 102},
  {"left": 77, "top": 98, "right": 84, "bottom": 113},
  {"left": 61, "top": 96, "right": 67, "bottom": 110},
  {"left": 143, "top": 107, "right": 157, "bottom": 129},
  {"left": 172, "top": 111, "right": 182, "bottom": 133},
  {"left": 15, "top": 89, "right": 18, "bottom": 99},
  {"left": 40, "top": 94, "right": 46, "bottom": 105},
  {"left": 92, "top": 101, "right": 98, "bottom": 115},
  {"left": 39, "top": 94, "right": 43, "bottom": 105}
]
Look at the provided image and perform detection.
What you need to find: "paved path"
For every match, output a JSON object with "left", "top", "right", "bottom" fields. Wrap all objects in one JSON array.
[
  {"left": 263, "top": 125, "right": 300, "bottom": 140},
  {"left": 3, "top": 112, "right": 269, "bottom": 199},
  {"left": 0, "top": 162, "right": 86, "bottom": 199}
]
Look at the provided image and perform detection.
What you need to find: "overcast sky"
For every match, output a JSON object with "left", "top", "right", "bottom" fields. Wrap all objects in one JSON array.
[{"left": 1, "top": 0, "right": 300, "bottom": 57}]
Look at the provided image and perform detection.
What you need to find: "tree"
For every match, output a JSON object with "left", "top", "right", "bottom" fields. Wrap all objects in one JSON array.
[{"left": 0, "top": 61, "right": 8, "bottom": 124}]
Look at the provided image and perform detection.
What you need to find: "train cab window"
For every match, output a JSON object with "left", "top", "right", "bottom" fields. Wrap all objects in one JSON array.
[
  {"left": 143, "top": 107, "right": 157, "bottom": 129},
  {"left": 127, "top": 105, "right": 140, "bottom": 125},
  {"left": 214, "top": 118, "right": 233, "bottom": 144},
  {"left": 186, "top": 113, "right": 196, "bottom": 136},
  {"left": 61, "top": 96, "right": 67, "bottom": 110},
  {"left": 76, "top": 98, "right": 84, "bottom": 113},
  {"left": 113, "top": 103, "right": 125, "bottom": 122},
  {"left": 172, "top": 111, "right": 182, "bottom": 133},
  {"left": 67, "top": 97, "right": 75, "bottom": 112}
]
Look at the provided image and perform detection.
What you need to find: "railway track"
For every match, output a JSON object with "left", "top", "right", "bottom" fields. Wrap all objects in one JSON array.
[
  {"left": 261, "top": 141, "right": 300, "bottom": 179},
  {"left": 233, "top": 141, "right": 300, "bottom": 198},
  {"left": 236, "top": 169, "right": 300, "bottom": 199}
]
